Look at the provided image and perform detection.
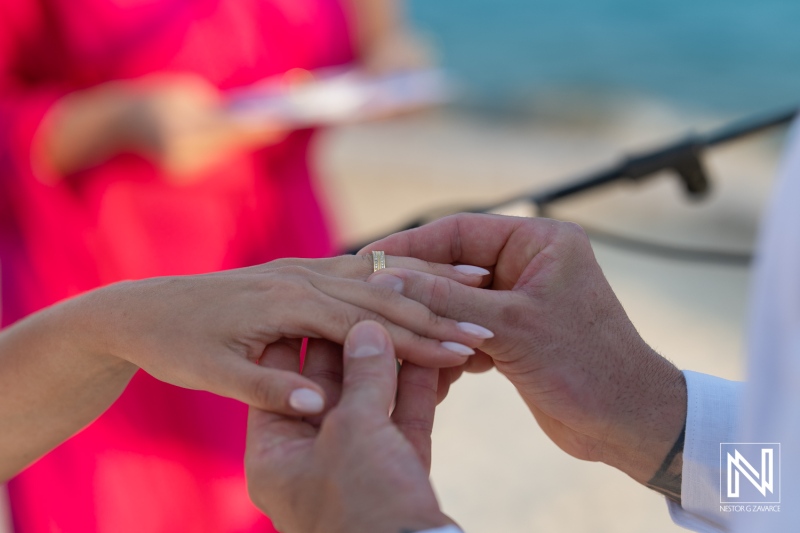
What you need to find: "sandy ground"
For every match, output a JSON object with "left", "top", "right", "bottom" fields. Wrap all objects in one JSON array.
[{"left": 314, "top": 107, "right": 786, "bottom": 533}]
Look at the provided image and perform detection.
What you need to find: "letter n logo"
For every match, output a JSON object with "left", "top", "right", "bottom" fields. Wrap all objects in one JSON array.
[{"left": 720, "top": 443, "right": 780, "bottom": 504}]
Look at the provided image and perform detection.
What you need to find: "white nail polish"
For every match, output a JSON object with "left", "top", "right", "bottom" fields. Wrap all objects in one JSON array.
[
  {"left": 454, "top": 265, "right": 490, "bottom": 276},
  {"left": 289, "top": 388, "right": 325, "bottom": 414},
  {"left": 441, "top": 341, "right": 475, "bottom": 356},
  {"left": 457, "top": 322, "right": 495, "bottom": 339}
]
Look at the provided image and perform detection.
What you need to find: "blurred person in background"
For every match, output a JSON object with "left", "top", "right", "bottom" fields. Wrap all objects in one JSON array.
[{"left": 0, "top": 0, "right": 426, "bottom": 531}]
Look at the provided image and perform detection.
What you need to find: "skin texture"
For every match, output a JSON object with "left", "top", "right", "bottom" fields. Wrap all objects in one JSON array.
[
  {"left": 246, "top": 320, "right": 453, "bottom": 533},
  {"left": 0, "top": 254, "right": 493, "bottom": 482},
  {"left": 363, "top": 213, "right": 688, "bottom": 491}
]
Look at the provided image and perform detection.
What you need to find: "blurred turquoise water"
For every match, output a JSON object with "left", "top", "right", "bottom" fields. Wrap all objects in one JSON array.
[{"left": 408, "top": 0, "right": 800, "bottom": 114}]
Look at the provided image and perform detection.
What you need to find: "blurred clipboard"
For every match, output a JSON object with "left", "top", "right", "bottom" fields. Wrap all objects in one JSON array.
[{"left": 226, "top": 67, "right": 451, "bottom": 128}]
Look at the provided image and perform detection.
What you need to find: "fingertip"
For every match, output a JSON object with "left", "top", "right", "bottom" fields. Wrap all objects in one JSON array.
[
  {"left": 345, "top": 320, "right": 392, "bottom": 359},
  {"left": 453, "top": 264, "right": 490, "bottom": 277},
  {"left": 288, "top": 387, "right": 325, "bottom": 415},
  {"left": 440, "top": 341, "right": 475, "bottom": 357},
  {"left": 456, "top": 322, "right": 495, "bottom": 339}
]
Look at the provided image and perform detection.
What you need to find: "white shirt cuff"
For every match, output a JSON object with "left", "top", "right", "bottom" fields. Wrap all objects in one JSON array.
[
  {"left": 418, "top": 526, "right": 464, "bottom": 533},
  {"left": 667, "top": 370, "right": 743, "bottom": 532}
]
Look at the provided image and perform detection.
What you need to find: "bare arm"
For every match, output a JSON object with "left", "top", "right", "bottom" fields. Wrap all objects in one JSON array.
[
  {"left": 0, "top": 293, "right": 136, "bottom": 481},
  {"left": 345, "top": 0, "right": 403, "bottom": 57},
  {"left": 344, "top": 0, "right": 430, "bottom": 72},
  {"left": 0, "top": 255, "right": 492, "bottom": 482}
]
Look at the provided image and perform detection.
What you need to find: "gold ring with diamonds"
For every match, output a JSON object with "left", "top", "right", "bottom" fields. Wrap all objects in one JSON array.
[{"left": 372, "top": 251, "right": 386, "bottom": 272}]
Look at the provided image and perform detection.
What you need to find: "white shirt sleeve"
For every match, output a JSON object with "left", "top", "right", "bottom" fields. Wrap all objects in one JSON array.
[{"left": 666, "top": 370, "right": 743, "bottom": 532}]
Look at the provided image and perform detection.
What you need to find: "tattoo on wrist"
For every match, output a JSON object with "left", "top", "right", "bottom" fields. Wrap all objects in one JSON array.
[{"left": 646, "top": 421, "right": 685, "bottom": 505}]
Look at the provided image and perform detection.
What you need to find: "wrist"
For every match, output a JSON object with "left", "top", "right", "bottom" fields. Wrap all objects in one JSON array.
[
  {"left": 63, "top": 286, "right": 139, "bottom": 378},
  {"left": 599, "top": 346, "right": 687, "bottom": 485}
]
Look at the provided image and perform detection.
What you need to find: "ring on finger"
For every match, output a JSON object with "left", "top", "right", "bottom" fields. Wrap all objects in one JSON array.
[{"left": 372, "top": 251, "right": 386, "bottom": 273}]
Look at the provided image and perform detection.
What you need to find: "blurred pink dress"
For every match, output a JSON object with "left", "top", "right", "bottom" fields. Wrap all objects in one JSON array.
[{"left": 0, "top": 1, "right": 354, "bottom": 531}]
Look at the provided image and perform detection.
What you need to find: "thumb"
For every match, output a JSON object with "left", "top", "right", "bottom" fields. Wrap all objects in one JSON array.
[{"left": 337, "top": 321, "right": 398, "bottom": 415}]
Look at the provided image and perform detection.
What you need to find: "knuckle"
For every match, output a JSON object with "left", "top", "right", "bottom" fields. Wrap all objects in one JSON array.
[
  {"left": 304, "top": 367, "right": 343, "bottom": 385},
  {"left": 560, "top": 221, "right": 590, "bottom": 245},
  {"left": 452, "top": 215, "right": 465, "bottom": 260},
  {"left": 346, "top": 305, "right": 384, "bottom": 326},
  {"left": 450, "top": 212, "right": 469, "bottom": 226},
  {"left": 323, "top": 408, "right": 361, "bottom": 436},
  {"left": 402, "top": 327, "right": 434, "bottom": 349},
  {"left": 372, "top": 282, "right": 404, "bottom": 302},
  {"left": 425, "top": 307, "right": 445, "bottom": 330},
  {"left": 394, "top": 415, "right": 433, "bottom": 435},
  {"left": 325, "top": 255, "right": 355, "bottom": 277},
  {"left": 266, "top": 257, "right": 295, "bottom": 270},
  {"left": 266, "top": 267, "right": 321, "bottom": 300},
  {"left": 361, "top": 252, "right": 375, "bottom": 271},
  {"left": 429, "top": 276, "right": 454, "bottom": 315},
  {"left": 272, "top": 264, "right": 315, "bottom": 280}
]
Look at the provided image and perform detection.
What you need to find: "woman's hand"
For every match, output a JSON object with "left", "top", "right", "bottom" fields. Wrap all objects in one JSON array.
[
  {"left": 90, "top": 254, "right": 494, "bottom": 416},
  {"left": 38, "top": 74, "right": 284, "bottom": 181},
  {"left": 0, "top": 253, "right": 493, "bottom": 481}
]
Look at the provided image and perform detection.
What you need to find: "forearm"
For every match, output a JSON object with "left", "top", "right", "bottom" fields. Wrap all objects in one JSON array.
[
  {"left": 36, "top": 83, "right": 133, "bottom": 178},
  {"left": 0, "top": 292, "right": 136, "bottom": 481}
]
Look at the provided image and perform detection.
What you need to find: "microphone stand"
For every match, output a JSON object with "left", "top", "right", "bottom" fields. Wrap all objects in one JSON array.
[{"left": 344, "top": 107, "right": 798, "bottom": 257}]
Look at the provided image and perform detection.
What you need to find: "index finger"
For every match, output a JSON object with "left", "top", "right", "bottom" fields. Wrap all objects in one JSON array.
[
  {"left": 359, "top": 213, "right": 530, "bottom": 267},
  {"left": 391, "top": 362, "right": 438, "bottom": 471}
]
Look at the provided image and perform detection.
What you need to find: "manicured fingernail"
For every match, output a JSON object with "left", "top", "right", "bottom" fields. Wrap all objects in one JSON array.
[
  {"left": 454, "top": 265, "right": 490, "bottom": 276},
  {"left": 441, "top": 341, "right": 475, "bottom": 356},
  {"left": 348, "top": 323, "right": 387, "bottom": 358},
  {"left": 289, "top": 388, "right": 325, "bottom": 414},
  {"left": 457, "top": 322, "right": 495, "bottom": 339},
  {"left": 369, "top": 273, "right": 404, "bottom": 292}
]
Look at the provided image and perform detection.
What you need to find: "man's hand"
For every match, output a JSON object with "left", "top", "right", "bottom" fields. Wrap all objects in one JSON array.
[
  {"left": 362, "top": 214, "right": 687, "bottom": 496},
  {"left": 246, "top": 321, "right": 454, "bottom": 533}
]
